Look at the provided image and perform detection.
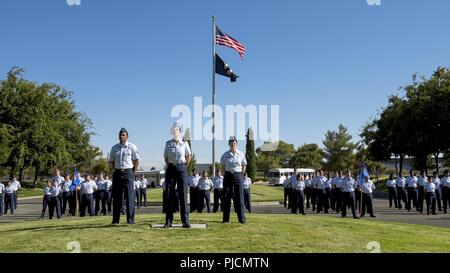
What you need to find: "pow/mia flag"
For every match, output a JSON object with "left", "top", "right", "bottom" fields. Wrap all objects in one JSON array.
[{"left": 215, "top": 54, "right": 239, "bottom": 82}]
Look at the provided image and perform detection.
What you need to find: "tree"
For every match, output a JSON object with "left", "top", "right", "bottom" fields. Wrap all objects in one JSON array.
[
  {"left": 322, "top": 124, "right": 356, "bottom": 172},
  {"left": 92, "top": 158, "right": 112, "bottom": 175},
  {"left": 184, "top": 128, "right": 197, "bottom": 174},
  {"left": 361, "top": 95, "right": 411, "bottom": 176},
  {"left": 255, "top": 153, "right": 279, "bottom": 174},
  {"left": 245, "top": 127, "right": 257, "bottom": 182},
  {"left": 0, "top": 67, "right": 97, "bottom": 186},
  {"left": 290, "top": 143, "right": 323, "bottom": 170},
  {"left": 362, "top": 67, "right": 450, "bottom": 175},
  {"left": 256, "top": 140, "right": 295, "bottom": 169}
]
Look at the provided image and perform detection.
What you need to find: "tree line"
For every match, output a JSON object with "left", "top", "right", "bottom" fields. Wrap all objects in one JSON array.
[
  {"left": 0, "top": 67, "right": 100, "bottom": 186},
  {"left": 361, "top": 67, "right": 450, "bottom": 175},
  {"left": 255, "top": 124, "right": 362, "bottom": 175},
  {"left": 253, "top": 67, "right": 450, "bottom": 178}
]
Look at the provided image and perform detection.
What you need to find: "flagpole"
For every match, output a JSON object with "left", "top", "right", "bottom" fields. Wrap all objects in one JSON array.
[{"left": 212, "top": 15, "right": 216, "bottom": 176}]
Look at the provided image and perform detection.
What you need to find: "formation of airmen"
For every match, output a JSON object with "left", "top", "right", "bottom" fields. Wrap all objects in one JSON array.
[
  {"left": 386, "top": 169, "right": 450, "bottom": 215},
  {"left": 3, "top": 124, "right": 449, "bottom": 227},
  {"left": 182, "top": 168, "right": 252, "bottom": 215},
  {"left": 38, "top": 168, "right": 150, "bottom": 220},
  {"left": 284, "top": 169, "right": 376, "bottom": 219},
  {"left": 0, "top": 175, "right": 21, "bottom": 215}
]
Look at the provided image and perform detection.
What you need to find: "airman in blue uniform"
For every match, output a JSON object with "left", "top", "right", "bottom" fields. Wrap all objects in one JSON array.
[
  {"left": 441, "top": 170, "right": 450, "bottom": 214},
  {"left": 360, "top": 176, "right": 376, "bottom": 218},
  {"left": 325, "top": 172, "right": 333, "bottom": 212},
  {"left": 4, "top": 180, "right": 15, "bottom": 215},
  {"left": 79, "top": 175, "right": 98, "bottom": 217},
  {"left": 340, "top": 170, "right": 359, "bottom": 219},
  {"left": 69, "top": 173, "right": 81, "bottom": 216},
  {"left": 188, "top": 170, "right": 200, "bottom": 213},
  {"left": 221, "top": 136, "right": 247, "bottom": 224},
  {"left": 386, "top": 174, "right": 397, "bottom": 208},
  {"left": 213, "top": 170, "right": 224, "bottom": 213},
  {"left": 104, "top": 175, "right": 113, "bottom": 213},
  {"left": 163, "top": 122, "right": 192, "bottom": 228},
  {"left": 243, "top": 173, "right": 252, "bottom": 213},
  {"left": 49, "top": 180, "right": 62, "bottom": 219},
  {"left": 134, "top": 176, "right": 142, "bottom": 210},
  {"left": 109, "top": 128, "right": 140, "bottom": 224},
  {"left": 52, "top": 169, "right": 64, "bottom": 207},
  {"left": 11, "top": 175, "right": 21, "bottom": 210},
  {"left": 396, "top": 172, "right": 407, "bottom": 210},
  {"left": 406, "top": 170, "right": 418, "bottom": 211},
  {"left": 315, "top": 170, "right": 328, "bottom": 214},
  {"left": 140, "top": 175, "right": 149, "bottom": 207},
  {"left": 61, "top": 174, "right": 71, "bottom": 215},
  {"left": 283, "top": 175, "right": 291, "bottom": 209},
  {"left": 331, "top": 171, "right": 342, "bottom": 213},
  {"left": 95, "top": 173, "right": 108, "bottom": 215},
  {"left": 432, "top": 172, "right": 442, "bottom": 211},
  {"left": 40, "top": 180, "right": 53, "bottom": 219},
  {"left": 304, "top": 175, "right": 313, "bottom": 210},
  {"left": 290, "top": 173, "right": 306, "bottom": 215},
  {"left": 424, "top": 176, "right": 437, "bottom": 215},
  {"left": 197, "top": 170, "right": 213, "bottom": 213},
  {"left": 417, "top": 170, "right": 427, "bottom": 214}
]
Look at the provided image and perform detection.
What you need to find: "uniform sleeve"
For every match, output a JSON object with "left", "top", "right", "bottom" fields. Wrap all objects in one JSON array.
[
  {"left": 131, "top": 144, "right": 140, "bottom": 161},
  {"left": 164, "top": 143, "right": 168, "bottom": 160},
  {"left": 109, "top": 146, "right": 115, "bottom": 162},
  {"left": 220, "top": 153, "right": 226, "bottom": 165},
  {"left": 185, "top": 143, "right": 192, "bottom": 156},
  {"left": 241, "top": 152, "right": 247, "bottom": 166}
]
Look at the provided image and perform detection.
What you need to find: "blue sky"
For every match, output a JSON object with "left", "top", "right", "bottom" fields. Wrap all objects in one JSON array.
[{"left": 1, "top": 0, "right": 449, "bottom": 169}]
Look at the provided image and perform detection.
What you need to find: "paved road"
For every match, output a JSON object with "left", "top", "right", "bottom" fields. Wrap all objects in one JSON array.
[{"left": 2, "top": 196, "right": 450, "bottom": 229}]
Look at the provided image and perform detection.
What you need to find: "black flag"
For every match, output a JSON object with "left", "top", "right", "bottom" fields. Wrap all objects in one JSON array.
[{"left": 215, "top": 54, "right": 239, "bottom": 82}]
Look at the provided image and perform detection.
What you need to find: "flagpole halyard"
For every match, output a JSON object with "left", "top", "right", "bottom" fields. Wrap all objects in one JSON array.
[{"left": 212, "top": 15, "right": 216, "bottom": 176}]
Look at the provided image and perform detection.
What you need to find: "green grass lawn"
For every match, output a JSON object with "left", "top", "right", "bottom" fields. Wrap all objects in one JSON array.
[
  {"left": 17, "top": 180, "right": 46, "bottom": 198},
  {"left": 1, "top": 213, "right": 449, "bottom": 252},
  {"left": 250, "top": 184, "right": 283, "bottom": 202}
]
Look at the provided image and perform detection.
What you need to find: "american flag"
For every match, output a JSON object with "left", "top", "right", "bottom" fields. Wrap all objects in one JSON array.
[{"left": 215, "top": 25, "right": 246, "bottom": 59}]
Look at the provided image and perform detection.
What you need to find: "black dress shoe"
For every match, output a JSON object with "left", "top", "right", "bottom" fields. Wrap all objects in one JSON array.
[
  {"left": 353, "top": 216, "right": 360, "bottom": 219},
  {"left": 370, "top": 215, "right": 376, "bottom": 218},
  {"left": 182, "top": 223, "right": 191, "bottom": 228},
  {"left": 127, "top": 221, "right": 135, "bottom": 225}
]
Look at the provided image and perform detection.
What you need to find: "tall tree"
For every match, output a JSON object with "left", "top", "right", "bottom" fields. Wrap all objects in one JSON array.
[
  {"left": 245, "top": 127, "right": 257, "bottom": 182},
  {"left": 322, "top": 124, "right": 356, "bottom": 172},
  {"left": 361, "top": 67, "right": 450, "bottom": 175},
  {"left": 290, "top": 143, "right": 323, "bottom": 170},
  {"left": 184, "top": 128, "right": 196, "bottom": 174},
  {"left": 257, "top": 140, "right": 295, "bottom": 168},
  {"left": 0, "top": 67, "right": 97, "bottom": 186}
]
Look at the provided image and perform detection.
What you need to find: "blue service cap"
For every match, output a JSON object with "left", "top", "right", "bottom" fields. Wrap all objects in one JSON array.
[
  {"left": 228, "top": 136, "right": 238, "bottom": 143},
  {"left": 119, "top": 127, "right": 128, "bottom": 135}
]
